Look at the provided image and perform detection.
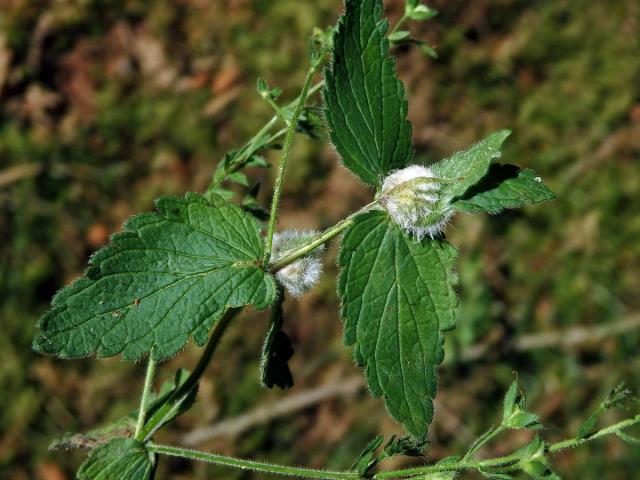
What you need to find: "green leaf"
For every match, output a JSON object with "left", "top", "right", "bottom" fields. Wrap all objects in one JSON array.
[
  {"left": 453, "top": 164, "right": 555, "bottom": 214},
  {"left": 501, "top": 380, "right": 542, "bottom": 430},
  {"left": 388, "top": 30, "right": 411, "bottom": 43},
  {"left": 479, "top": 470, "right": 514, "bottom": 480},
  {"left": 516, "top": 436, "right": 560, "bottom": 480},
  {"left": 578, "top": 382, "right": 631, "bottom": 439},
  {"left": 407, "top": 4, "right": 438, "bottom": 21},
  {"left": 424, "top": 473, "right": 458, "bottom": 480},
  {"left": 227, "top": 171, "right": 250, "bottom": 187},
  {"left": 256, "top": 77, "right": 282, "bottom": 100},
  {"left": 432, "top": 130, "right": 511, "bottom": 201},
  {"left": 351, "top": 435, "right": 384, "bottom": 478},
  {"left": 77, "top": 438, "right": 155, "bottom": 480},
  {"left": 143, "top": 368, "right": 198, "bottom": 433},
  {"left": 296, "top": 106, "right": 326, "bottom": 140},
  {"left": 383, "top": 435, "right": 427, "bottom": 458},
  {"left": 324, "top": 0, "right": 413, "bottom": 188},
  {"left": 260, "top": 290, "right": 295, "bottom": 389},
  {"left": 338, "top": 211, "right": 458, "bottom": 439},
  {"left": 33, "top": 193, "right": 276, "bottom": 362},
  {"left": 413, "top": 39, "right": 438, "bottom": 58},
  {"left": 616, "top": 430, "right": 640, "bottom": 445}
]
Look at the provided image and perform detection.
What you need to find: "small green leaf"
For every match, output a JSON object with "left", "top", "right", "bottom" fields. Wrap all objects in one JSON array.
[
  {"left": 207, "top": 187, "right": 236, "bottom": 201},
  {"left": 407, "top": 4, "right": 438, "bottom": 21},
  {"left": 209, "top": 132, "right": 272, "bottom": 189},
  {"left": 501, "top": 380, "right": 542, "bottom": 430},
  {"left": 227, "top": 171, "right": 250, "bottom": 187},
  {"left": 516, "top": 436, "right": 560, "bottom": 480},
  {"left": 143, "top": 368, "right": 198, "bottom": 433},
  {"left": 388, "top": 30, "right": 411, "bottom": 43},
  {"left": 338, "top": 211, "right": 458, "bottom": 439},
  {"left": 453, "top": 164, "right": 555, "bottom": 214},
  {"left": 324, "top": 0, "right": 413, "bottom": 188},
  {"left": 296, "top": 107, "right": 325, "bottom": 140},
  {"left": 383, "top": 435, "right": 427, "bottom": 458},
  {"left": 416, "top": 40, "right": 438, "bottom": 58},
  {"left": 77, "top": 438, "right": 155, "bottom": 480},
  {"left": 256, "top": 77, "right": 282, "bottom": 100},
  {"left": 616, "top": 430, "right": 640, "bottom": 445},
  {"left": 33, "top": 193, "right": 276, "bottom": 362},
  {"left": 432, "top": 130, "right": 511, "bottom": 201},
  {"left": 578, "top": 382, "right": 632, "bottom": 439},
  {"left": 351, "top": 435, "right": 384, "bottom": 478},
  {"left": 257, "top": 77, "right": 269, "bottom": 96},
  {"left": 260, "top": 290, "right": 294, "bottom": 389},
  {"left": 242, "top": 183, "right": 270, "bottom": 221}
]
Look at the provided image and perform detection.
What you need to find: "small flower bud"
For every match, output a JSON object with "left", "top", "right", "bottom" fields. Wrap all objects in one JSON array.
[
  {"left": 379, "top": 165, "right": 453, "bottom": 239},
  {"left": 270, "top": 230, "right": 325, "bottom": 297}
]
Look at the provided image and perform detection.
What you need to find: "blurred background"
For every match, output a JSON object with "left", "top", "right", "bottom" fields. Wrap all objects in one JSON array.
[{"left": 1, "top": 0, "right": 639, "bottom": 478}]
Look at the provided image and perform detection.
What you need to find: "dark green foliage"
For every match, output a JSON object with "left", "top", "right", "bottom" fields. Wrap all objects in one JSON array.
[
  {"left": 260, "top": 290, "right": 295, "bottom": 389},
  {"left": 33, "top": 193, "right": 276, "bottom": 361},
  {"left": 324, "top": 0, "right": 413, "bottom": 188},
  {"left": 77, "top": 438, "right": 155, "bottom": 480},
  {"left": 338, "top": 211, "right": 458, "bottom": 439}
]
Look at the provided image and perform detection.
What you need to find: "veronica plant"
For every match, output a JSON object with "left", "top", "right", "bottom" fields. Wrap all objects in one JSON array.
[{"left": 34, "top": 1, "right": 639, "bottom": 479}]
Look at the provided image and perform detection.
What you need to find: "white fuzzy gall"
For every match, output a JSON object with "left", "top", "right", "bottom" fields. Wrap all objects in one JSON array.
[
  {"left": 270, "top": 230, "right": 325, "bottom": 298},
  {"left": 379, "top": 165, "right": 453, "bottom": 239}
]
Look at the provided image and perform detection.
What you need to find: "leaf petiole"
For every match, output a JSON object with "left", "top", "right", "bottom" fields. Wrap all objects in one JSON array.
[
  {"left": 134, "top": 358, "right": 156, "bottom": 440},
  {"left": 262, "top": 57, "right": 326, "bottom": 268},
  {"left": 139, "top": 308, "right": 240, "bottom": 441}
]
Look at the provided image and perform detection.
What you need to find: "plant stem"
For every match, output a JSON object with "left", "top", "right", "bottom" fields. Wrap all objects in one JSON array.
[
  {"left": 139, "top": 308, "right": 240, "bottom": 440},
  {"left": 137, "top": 201, "right": 372, "bottom": 439},
  {"left": 376, "top": 415, "right": 640, "bottom": 479},
  {"left": 270, "top": 202, "right": 378, "bottom": 272},
  {"left": 390, "top": 13, "right": 409, "bottom": 35},
  {"left": 462, "top": 425, "right": 506, "bottom": 461},
  {"left": 265, "top": 98, "right": 291, "bottom": 126},
  {"left": 134, "top": 358, "right": 156, "bottom": 440},
  {"left": 262, "top": 61, "right": 322, "bottom": 268},
  {"left": 147, "top": 443, "right": 359, "bottom": 480},
  {"left": 548, "top": 414, "right": 640, "bottom": 452},
  {"left": 209, "top": 80, "right": 325, "bottom": 191},
  {"left": 375, "top": 461, "right": 479, "bottom": 479}
]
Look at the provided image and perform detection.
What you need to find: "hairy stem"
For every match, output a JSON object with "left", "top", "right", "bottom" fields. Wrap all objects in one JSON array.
[
  {"left": 137, "top": 200, "right": 374, "bottom": 439},
  {"left": 148, "top": 443, "right": 359, "bottom": 480},
  {"left": 263, "top": 61, "right": 323, "bottom": 267},
  {"left": 208, "top": 80, "right": 325, "bottom": 190},
  {"left": 390, "top": 13, "right": 409, "bottom": 35},
  {"left": 462, "top": 425, "right": 506, "bottom": 461},
  {"left": 139, "top": 308, "right": 240, "bottom": 440},
  {"left": 548, "top": 414, "right": 640, "bottom": 452},
  {"left": 377, "top": 415, "right": 640, "bottom": 479},
  {"left": 134, "top": 358, "right": 156, "bottom": 440},
  {"left": 270, "top": 201, "right": 378, "bottom": 272}
]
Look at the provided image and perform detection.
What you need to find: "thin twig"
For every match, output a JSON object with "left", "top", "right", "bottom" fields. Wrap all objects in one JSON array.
[
  {"left": 0, "top": 163, "right": 42, "bottom": 188},
  {"left": 455, "top": 313, "right": 640, "bottom": 363}
]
